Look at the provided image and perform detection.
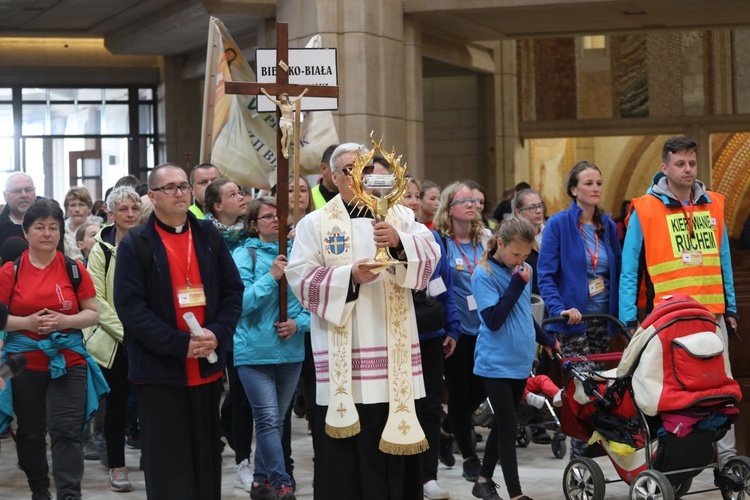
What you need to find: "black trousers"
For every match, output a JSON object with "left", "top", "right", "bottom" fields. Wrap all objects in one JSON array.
[
  {"left": 13, "top": 364, "right": 88, "bottom": 499},
  {"left": 313, "top": 403, "right": 422, "bottom": 500},
  {"left": 442, "top": 334, "right": 486, "bottom": 458},
  {"left": 136, "top": 379, "right": 223, "bottom": 500},
  {"left": 101, "top": 343, "right": 129, "bottom": 468},
  {"left": 481, "top": 377, "right": 527, "bottom": 499},
  {"left": 416, "top": 336, "right": 445, "bottom": 482}
]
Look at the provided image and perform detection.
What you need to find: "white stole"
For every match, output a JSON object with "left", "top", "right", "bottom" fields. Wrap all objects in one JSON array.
[{"left": 319, "top": 196, "right": 427, "bottom": 454}]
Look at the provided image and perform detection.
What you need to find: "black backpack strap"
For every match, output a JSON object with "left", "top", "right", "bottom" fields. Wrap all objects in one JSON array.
[
  {"left": 64, "top": 256, "right": 81, "bottom": 292},
  {"left": 98, "top": 241, "right": 113, "bottom": 277},
  {"left": 248, "top": 247, "right": 257, "bottom": 274}
]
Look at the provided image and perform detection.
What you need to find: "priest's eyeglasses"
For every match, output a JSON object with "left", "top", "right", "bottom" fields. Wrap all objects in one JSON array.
[
  {"left": 151, "top": 183, "right": 193, "bottom": 195},
  {"left": 340, "top": 163, "right": 374, "bottom": 177},
  {"left": 449, "top": 197, "right": 479, "bottom": 207},
  {"left": 517, "top": 203, "right": 545, "bottom": 212}
]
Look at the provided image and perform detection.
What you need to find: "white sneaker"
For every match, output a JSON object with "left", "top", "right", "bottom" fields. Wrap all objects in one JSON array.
[
  {"left": 423, "top": 479, "right": 450, "bottom": 499},
  {"left": 234, "top": 459, "right": 253, "bottom": 492},
  {"left": 526, "top": 392, "right": 546, "bottom": 409}
]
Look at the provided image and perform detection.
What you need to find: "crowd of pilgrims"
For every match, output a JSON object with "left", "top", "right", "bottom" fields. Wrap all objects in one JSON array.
[{"left": 0, "top": 143, "right": 631, "bottom": 500}]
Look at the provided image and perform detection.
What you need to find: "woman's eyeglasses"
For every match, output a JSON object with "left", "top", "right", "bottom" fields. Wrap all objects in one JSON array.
[
  {"left": 257, "top": 214, "right": 279, "bottom": 222},
  {"left": 449, "top": 197, "right": 478, "bottom": 207},
  {"left": 518, "top": 203, "right": 545, "bottom": 212}
]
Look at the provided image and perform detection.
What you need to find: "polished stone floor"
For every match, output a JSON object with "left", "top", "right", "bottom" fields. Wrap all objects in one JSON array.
[{"left": 0, "top": 415, "right": 728, "bottom": 499}]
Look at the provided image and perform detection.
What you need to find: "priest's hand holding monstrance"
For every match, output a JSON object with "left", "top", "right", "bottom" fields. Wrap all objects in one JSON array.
[{"left": 349, "top": 132, "right": 409, "bottom": 270}]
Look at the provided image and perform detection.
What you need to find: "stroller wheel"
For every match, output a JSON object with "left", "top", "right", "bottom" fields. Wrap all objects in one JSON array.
[
  {"left": 629, "top": 470, "right": 674, "bottom": 500},
  {"left": 552, "top": 433, "right": 567, "bottom": 459},
  {"left": 720, "top": 456, "right": 750, "bottom": 500},
  {"left": 563, "top": 457, "right": 605, "bottom": 500},
  {"left": 516, "top": 426, "right": 531, "bottom": 448}
]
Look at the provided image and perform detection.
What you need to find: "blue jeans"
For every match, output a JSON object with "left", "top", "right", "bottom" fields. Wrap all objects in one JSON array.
[{"left": 238, "top": 362, "right": 302, "bottom": 489}]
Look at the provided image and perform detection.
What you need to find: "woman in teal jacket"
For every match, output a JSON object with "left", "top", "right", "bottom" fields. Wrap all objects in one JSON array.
[{"left": 232, "top": 196, "right": 310, "bottom": 500}]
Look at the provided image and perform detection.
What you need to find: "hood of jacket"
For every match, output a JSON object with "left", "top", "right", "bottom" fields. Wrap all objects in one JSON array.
[{"left": 648, "top": 172, "right": 710, "bottom": 207}]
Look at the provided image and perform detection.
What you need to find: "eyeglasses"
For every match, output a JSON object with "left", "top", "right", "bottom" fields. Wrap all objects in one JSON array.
[
  {"left": 257, "top": 214, "right": 279, "bottom": 222},
  {"left": 517, "top": 203, "right": 545, "bottom": 212},
  {"left": 151, "top": 183, "right": 193, "bottom": 195},
  {"left": 339, "top": 164, "right": 375, "bottom": 177},
  {"left": 7, "top": 187, "right": 35, "bottom": 196},
  {"left": 449, "top": 197, "right": 479, "bottom": 207}
]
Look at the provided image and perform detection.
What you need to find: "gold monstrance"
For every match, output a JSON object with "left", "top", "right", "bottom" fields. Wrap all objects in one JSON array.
[{"left": 350, "top": 132, "right": 409, "bottom": 268}]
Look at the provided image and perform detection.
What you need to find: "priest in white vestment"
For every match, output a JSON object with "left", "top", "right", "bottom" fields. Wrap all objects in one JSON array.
[{"left": 286, "top": 143, "right": 440, "bottom": 500}]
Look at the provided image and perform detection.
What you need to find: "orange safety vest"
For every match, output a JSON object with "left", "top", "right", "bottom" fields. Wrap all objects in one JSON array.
[{"left": 632, "top": 192, "right": 726, "bottom": 314}]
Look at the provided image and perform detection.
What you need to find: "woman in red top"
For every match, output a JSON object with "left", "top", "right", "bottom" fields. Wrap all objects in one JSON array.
[{"left": 0, "top": 199, "right": 99, "bottom": 500}]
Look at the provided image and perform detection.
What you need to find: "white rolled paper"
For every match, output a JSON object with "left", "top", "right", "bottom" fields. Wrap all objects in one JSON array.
[{"left": 183, "top": 312, "right": 218, "bottom": 364}]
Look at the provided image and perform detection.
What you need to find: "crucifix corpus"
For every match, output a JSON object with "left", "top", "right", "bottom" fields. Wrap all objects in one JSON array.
[{"left": 224, "top": 22, "right": 339, "bottom": 320}]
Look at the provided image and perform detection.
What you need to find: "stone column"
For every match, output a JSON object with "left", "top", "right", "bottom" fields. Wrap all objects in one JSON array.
[
  {"left": 278, "top": 0, "right": 412, "bottom": 156},
  {"left": 159, "top": 56, "right": 203, "bottom": 170},
  {"left": 481, "top": 40, "right": 525, "bottom": 205}
]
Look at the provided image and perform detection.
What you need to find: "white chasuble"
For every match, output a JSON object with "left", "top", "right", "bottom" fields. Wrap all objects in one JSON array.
[{"left": 286, "top": 195, "right": 439, "bottom": 454}]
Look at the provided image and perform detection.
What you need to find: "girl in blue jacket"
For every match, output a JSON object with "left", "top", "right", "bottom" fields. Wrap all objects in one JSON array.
[
  {"left": 232, "top": 196, "right": 310, "bottom": 500},
  {"left": 471, "top": 217, "right": 559, "bottom": 500}
]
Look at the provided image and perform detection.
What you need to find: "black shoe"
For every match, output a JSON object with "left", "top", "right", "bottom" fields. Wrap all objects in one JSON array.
[
  {"left": 438, "top": 433, "right": 456, "bottom": 468},
  {"left": 125, "top": 434, "right": 140, "bottom": 449},
  {"left": 31, "top": 491, "right": 52, "bottom": 500},
  {"left": 472, "top": 479, "right": 503, "bottom": 500},
  {"left": 462, "top": 455, "right": 482, "bottom": 482},
  {"left": 531, "top": 429, "right": 552, "bottom": 445}
]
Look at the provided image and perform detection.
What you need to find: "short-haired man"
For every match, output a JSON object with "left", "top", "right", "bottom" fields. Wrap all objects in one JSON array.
[
  {"left": 619, "top": 136, "right": 738, "bottom": 465},
  {"left": 114, "top": 163, "right": 242, "bottom": 499},
  {"left": 310, "top": 144, "right": 339, "bottom": 209},
  {"left": 0, "top": 173, "right": 36, "bottom": 248},
  {"left": 287, "top": 143, "right": 440, "bottom": 498},
  {"left": 188, "top": 163, "right": 221, "bottom": 219}
]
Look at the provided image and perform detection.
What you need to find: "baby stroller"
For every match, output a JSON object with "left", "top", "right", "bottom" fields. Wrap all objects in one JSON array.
[
  {"left": 552, "top": 296, "right": 748, "bottom": 500},
  {"left": 515, "top": 360, "right": 567, "bottom": 459}
]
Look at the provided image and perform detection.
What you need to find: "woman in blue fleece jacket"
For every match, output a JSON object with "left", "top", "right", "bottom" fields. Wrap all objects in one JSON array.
[
  {"left": 537, "top": 160, "right": 622, "bottom": 460},
  {"left": 232, "top": 196, "right": 310, "bottom": 500},
  {"left": 471, "top": 217, "right": 558, "bottom": 500}
]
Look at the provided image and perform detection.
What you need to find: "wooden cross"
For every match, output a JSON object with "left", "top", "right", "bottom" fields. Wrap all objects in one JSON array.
[{"left": 224, "top": 22, "right": 339, "bottom": 320}]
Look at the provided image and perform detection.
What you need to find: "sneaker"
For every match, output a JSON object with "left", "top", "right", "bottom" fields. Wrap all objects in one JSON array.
[
  {"left": 525, "top": 392, "right": 546, "bottom": 409},
  {"left": 125, "top": 434, "right": 140, "bottom": 449},
  {"left": 553, "top": 389, "right": 563, "bottom": 407},
  {"left": 250, "top": 481, "right": 276, "bottom": 500},
  {"left": 438, "top": 433, "right": 456, "bottom": 468},
  {"left": 472, "top": 479, "right": 502, "bottom": 500},
  {"left": 462, "top": 455, "right": 482, "bottom": 482},
  {"left": 234, "top": 459, "right": 253, "bottom": 492},
  {"left": 277, "top": 484, "right": 296, "bottom": 500},
  {"left": 531, "top": 428, "right": 552, "bottom": 445},
  {"left": 423, "top": 479, "right": 450, "bottom": 499},
  {"left": 108, "top": 467, "right": 132, "bottom": 492},
  {"left": 31, "top": 491, "right": 52, "bottom": 500},
  {"left": 83, "top": 440, "right": 99, "bottom": 461}
]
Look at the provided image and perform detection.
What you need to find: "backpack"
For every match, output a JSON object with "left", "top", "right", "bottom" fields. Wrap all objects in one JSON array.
[{"left": 14, "top": 254, "right": 82, "bottom": 292}]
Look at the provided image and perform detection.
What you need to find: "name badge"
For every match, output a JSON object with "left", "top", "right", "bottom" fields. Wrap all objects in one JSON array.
[
  {"left": 178, "top": 285, "right": 207, "bottom": 307},
  {"left": 428, "top": 277, "right": 448, "bottom": 297},
  {"left": 455, "top": 258, "right": 465, "bottom": 271},
  {"left": 682, "top": 249, "right": 703, "bottom": 266},
  {"left": 467, "top": 294, "right": 478, "bottom": 311},
  {"left": 588, "top": 277, "right": 605, "bottom": 297}
]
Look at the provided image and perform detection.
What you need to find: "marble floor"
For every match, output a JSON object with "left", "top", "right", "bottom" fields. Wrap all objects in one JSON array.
[{"left": 0, "top": 415, "right": 730, "bottom": 499}]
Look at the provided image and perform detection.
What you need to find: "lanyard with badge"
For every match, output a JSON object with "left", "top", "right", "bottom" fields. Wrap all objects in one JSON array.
[
  {"left": 165, "top": 225, "right": 207, "bottom": 307},
  {"left": 453, "top": 236, "right": 479, "bottom": 311},
  {"left": 680, "top": 199, "right": 703, "bottom": 266},
  {"left": 579, "top": 223, "right": 605, "bottom": 297}
]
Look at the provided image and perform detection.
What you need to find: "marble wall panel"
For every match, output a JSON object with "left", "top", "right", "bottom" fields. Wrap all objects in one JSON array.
[
  {"left": 610, "top": 34, "right": 648, "bottom": 118},
  {"left": 733, "top": 30, "right": 750, "bottom": 114},
  {"left": 533, "top": 38, "right": 577, "bottom": 121},
  {"left": 646, "top": 32, "right": 683, "bottom": 117}
]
